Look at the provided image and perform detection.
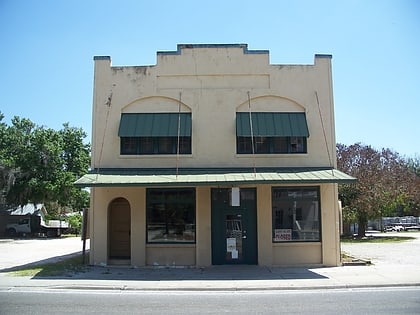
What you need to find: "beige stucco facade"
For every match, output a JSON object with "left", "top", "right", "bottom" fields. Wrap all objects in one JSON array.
[{"left": 82, "top": 44, "right": 352, "bottom": 267}]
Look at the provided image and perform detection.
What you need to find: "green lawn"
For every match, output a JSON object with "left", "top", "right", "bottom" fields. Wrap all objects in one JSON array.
[
  {"left": 8, "top": 254, "right": 89, "bottom": 277},
  {"left": 341, "top": 235, "right": 416, "bottom": 243}
]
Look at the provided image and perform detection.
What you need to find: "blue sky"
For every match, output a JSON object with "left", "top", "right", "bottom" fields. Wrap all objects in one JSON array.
[{"left": 1, "top": 0, "right": 419, "bottom": 157}]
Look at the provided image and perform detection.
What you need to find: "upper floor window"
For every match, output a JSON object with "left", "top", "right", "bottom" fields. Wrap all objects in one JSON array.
[
  {"left": 236, "top": 112, "right": 309, "bottom": 154},
  {"left": 118, "top": 113, "right": 192, "bottom": 155},
  {"left": 237, "top": 136, "right": 307, "bottom": 154}
]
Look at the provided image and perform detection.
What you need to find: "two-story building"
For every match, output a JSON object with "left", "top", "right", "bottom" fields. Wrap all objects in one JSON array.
[{"left": 75, "top": 44, "right": 355, "bottom": 267}]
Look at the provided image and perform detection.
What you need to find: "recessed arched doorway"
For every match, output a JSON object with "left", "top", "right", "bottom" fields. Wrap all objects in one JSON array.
[{"left": 108, "top": 197, "right": 131, "bottom": 263}]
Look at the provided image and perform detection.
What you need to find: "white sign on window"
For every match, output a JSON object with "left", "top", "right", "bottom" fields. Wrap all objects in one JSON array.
[
  {"left": 274, "top": 229, "right": 292, "bottom": 241},
  {"left": 226, "top": 238, "right": 236, "bottom": 252}
]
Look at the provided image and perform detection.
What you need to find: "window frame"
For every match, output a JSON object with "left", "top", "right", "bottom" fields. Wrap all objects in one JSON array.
[
  {"left": 272, "top": 186, "right": 321, "bottom": 243},
  {"left": 120, "top": 136, "right": 192, "bottom": 155},
  {"left": 146, "top": 188, "right": 196, "bottom": 244},
  {"left": 236, "top": 136, "right": 307, "bottom": 154}
]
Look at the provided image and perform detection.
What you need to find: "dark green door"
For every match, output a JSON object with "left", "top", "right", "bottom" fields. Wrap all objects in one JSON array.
[{"left": 211, "top": 188, "right": 257, "bottom": 265}]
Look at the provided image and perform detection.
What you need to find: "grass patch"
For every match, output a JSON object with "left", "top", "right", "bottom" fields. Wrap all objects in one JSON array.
[
  {"left": 9, "top": 254, "right": 88, "bottom": 277},
  {"left": 341, "top": 235, "right": 415, "bottom": 243},
  {"left": 61, "top": 233, "right": 80, "bottom": 238},
  {"left": 341, "top": 252, "right": 354, "bottom": 262}
]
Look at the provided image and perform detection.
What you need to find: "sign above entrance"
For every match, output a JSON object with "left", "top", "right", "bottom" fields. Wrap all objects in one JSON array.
[{"left": 231, "top": 187, "right": 240, "bottom": 206}]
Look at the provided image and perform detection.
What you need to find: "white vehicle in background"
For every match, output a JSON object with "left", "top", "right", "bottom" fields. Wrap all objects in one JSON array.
[
  {"left": 385, "top": 225, "right": 404, "bottom": 232},
  {"left": 5, "top": 216, "right": 68, "bottom": 238}
]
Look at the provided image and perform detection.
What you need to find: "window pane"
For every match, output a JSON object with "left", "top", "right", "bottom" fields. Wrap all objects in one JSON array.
[
  {"left": 254, "top": 137, "right": 269, "bottom": 153},
  {"left": 121, "top": 136, "right": 191, "bottom": 155},
  {"left": 179, "top": 136, "right": 192, "bottom": 154},
  {"left": 290, "top": 137, "right": 306, "bottom": 153},
  {"left": 140, "top": 137, "right": 154, "bottom": 154},
  {"left": 272, "top": 137, "right": 288, "bottom": 153},
  {"left": 237, "top": 137, "right": 252, "bottom": 154},
  {"left": 288, "top": 189, "right": 302, "bottom": 199},
  {"left": 302, "top": 188, "right": 318, "bottom": 198},
  {"left": 147, "top": 188, "right": 196, "bottom": 243},
  {"left": 272, "top": 187, "right": 320, "bottom": 242},
  {"left": 121, "top": 137, "right": 138, "bottom": 155},
  {"left": 237, "top": 136, "right": 307, "bottom": 154},
  {"left": 158, "top": 137, "right": 174, "bottom": 154}
]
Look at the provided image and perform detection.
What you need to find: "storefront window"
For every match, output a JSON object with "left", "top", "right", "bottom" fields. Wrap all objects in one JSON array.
[
  {"left": 272, "top": 187, "right": 321, "bottom": 242},
  {"left": 146, "top": 188, "right": 195, "bottom": 243}
]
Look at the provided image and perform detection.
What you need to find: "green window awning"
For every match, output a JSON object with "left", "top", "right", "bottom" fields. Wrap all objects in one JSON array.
[
  {"left": 118, "top": 113, "right": 192, "bottom": 137},
  {"left": 74, "top": 168, "right": 356, "bottom": 187},
  {"left": 236, "top": 112, "right": 309, "bottom": 137}
]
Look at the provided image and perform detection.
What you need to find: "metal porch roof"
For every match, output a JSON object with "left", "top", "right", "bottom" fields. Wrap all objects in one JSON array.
[{"left": 74, "top": 168, "right": 355, "bottom": 187}]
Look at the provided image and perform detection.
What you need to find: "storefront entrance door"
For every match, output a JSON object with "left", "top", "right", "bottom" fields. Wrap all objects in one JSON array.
[
  {"left": 108, "top": 198, "right": 131, "bottom": 261},
  {"left": 211, "top": 188, "right": 257, "bottom": 265}
]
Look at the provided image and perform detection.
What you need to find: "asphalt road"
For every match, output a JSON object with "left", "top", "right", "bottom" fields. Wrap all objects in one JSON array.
[{"left": 0, "top": 287, "right": 419, "bottom": 315}]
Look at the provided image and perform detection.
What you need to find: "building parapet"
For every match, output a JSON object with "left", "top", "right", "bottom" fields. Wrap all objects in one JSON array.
[{"left": 157, "top": 43, "right": 269, "bottom": 56}]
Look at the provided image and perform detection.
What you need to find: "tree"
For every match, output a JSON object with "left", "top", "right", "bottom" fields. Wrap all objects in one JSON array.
[
  {"left": 0, "top": 113, "right": 90, "bottom": 215},
  {"left": 56, "top": 123, "right": 90, "bottom": 210},
  {"left": 337, "top": 143, "right": 384, "bottom": 236},
  {"left": 404, "top": 155, "right": 420, "bottom": 215},
  {"left": 337, "top": 143, "right": 419, "bottom": 237},
  {"left": 0, "top": 113, "right": 10, "bottom": 208},
  {"left": 66, "top": 212, "right": 83, "bottom": 235},
  {"left": 407, "top": 155, "right": 420, "bottom": 176},
  {"left": 1, "top": 116, "right": 37, "bottom": 207}
]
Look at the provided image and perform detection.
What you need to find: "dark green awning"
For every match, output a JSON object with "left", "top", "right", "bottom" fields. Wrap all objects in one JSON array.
[
  {"left": 236, "top": 112, "right": 309, "bottom": 137},
  {"left": 118, "top": 113, "right": 192, "bottom": 137}
]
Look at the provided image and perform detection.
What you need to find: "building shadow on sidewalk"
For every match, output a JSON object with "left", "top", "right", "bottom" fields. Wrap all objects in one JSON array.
[
  {"left": 0, "top": 252, "right": 86, "bottom": 274},
  {"left": 38, "top": 265, "right": 328, "bottom": 281},
  {"left": 1, "top": 252, "right": 328, "bottom": 281}
]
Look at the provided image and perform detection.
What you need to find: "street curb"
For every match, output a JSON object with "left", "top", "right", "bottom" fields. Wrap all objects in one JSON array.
[{"left": 4, "top": 282, "right": 420, "bottom": 292}]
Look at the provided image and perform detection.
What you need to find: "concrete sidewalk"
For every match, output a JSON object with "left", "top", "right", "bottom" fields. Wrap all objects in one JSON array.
[
  {"left": 1, "top": 233, "right": 420, "bottom": 291},
  {"left": 1, "top": 263, "right": 420, "bottom": 292}
]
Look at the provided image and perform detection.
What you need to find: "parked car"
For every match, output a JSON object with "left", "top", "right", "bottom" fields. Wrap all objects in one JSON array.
[{"left": 385, "top": 225, "right": 404, "bottom": 232}]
